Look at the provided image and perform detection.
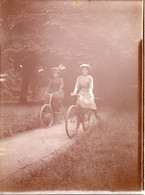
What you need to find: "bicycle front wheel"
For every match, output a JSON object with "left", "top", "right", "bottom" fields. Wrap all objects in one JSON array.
[
  {"left": 65, "top": 105, "right": 78, "bottom": 139},
  {"left": 40, "top": 104, "right": 54, "bottom": 128}
]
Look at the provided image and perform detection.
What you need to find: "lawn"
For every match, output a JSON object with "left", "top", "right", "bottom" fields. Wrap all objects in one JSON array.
[
  {"left": 1, "top": 108, "right": 140, "bottom": 192},
  {"left": 0, "top": 103, "right": 42, "bottom": 137}
]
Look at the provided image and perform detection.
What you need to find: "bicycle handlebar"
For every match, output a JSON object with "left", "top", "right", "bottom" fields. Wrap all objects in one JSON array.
[
  {"left": 94, "top": 97, "right": 101, "bottom": 100},
  {"left": 71, "top": 92, "right": 101, "bottom": 100},
  {"left": 45, "top": 91, "right": 60, "bottom": 96},
  {"left": 71, "top": 93, "right": 89, "bottom": 96}
]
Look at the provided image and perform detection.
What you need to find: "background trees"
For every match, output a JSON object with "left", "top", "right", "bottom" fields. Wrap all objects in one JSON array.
[{"left": 1, "top": 0, "right": 142, "bottom": 108}]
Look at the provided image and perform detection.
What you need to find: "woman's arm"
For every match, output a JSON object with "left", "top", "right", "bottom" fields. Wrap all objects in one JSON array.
[
  {"left": 73, "top": 76, "right": 79, "bottom": 94},
  {"left": 59, "top": 78, "right": 64, "bottom": 92},
  {"left": 46, "top": 80, "right": 52, "bottom": 92},
  {"left": 89, "top": 76, "right": 94, "bottom": 96}
]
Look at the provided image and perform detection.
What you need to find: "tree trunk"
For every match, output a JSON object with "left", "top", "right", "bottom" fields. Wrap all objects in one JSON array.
[{"left": 19, "top": 69, "right": 29, "bottom": 104}]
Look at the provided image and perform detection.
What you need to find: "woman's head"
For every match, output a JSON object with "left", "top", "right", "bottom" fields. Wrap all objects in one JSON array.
[
  {"left": 81, "top": 67, "right": 88, "bottom": 76},
  {"left": 52, "top": 71, "right": 59, "bottom": 78},
  {"left": 51, "top": 65, "right": 65, "bottom": 78},
  {"left": 80, "top": 64, "right": 90, "bottom": 76},
  {"left": 51, "top": 67, "right": 60, "bottom": 78}
]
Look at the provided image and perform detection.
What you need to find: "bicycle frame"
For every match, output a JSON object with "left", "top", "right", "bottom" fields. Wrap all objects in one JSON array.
[
  {"left": 45, "top": 91, "right": 64, "bottom": 118},
  {"left": 40, "top": 91, "right": 64, "bottom": 128},
  {"left": 65, "top": 93, "right": 101, "bottom": 138},
  {"left": 72, "top": 94, "right": 91, "bottom": 123},
  {"left": 72, "top": 93, "right": 100, "bottom": 122},
  {"left": 45, "top": 91, "right": 59, "bottom": 108}
]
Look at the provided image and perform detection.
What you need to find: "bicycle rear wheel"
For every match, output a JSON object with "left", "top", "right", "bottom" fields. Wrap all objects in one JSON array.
[
  {"left": 40, "top": 104, "right": 54, "bottom": 128},
  {"left": 55, "top": 104, "right": 65, "bottom": 124},
  {"left": 82, "top": 109, "right": 92, "bottom": 131},
  {"left": 96, "top": 115, "right": 101, "bottom": 129},
  {"left": 65, "top": 105, "right": 78, "bottom": 139}
]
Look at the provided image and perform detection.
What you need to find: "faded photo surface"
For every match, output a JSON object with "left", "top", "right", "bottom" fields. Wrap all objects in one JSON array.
[{"left": 0, "top": 0, "right": 143, "bottom": 193}]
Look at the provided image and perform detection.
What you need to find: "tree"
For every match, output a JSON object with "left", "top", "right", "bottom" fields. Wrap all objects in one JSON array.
[{"left": 1, "top": 0, "right": 141, "bottom": 108}]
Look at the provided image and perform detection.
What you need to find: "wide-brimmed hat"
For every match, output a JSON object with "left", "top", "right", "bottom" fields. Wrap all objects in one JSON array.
[
  {"left": 51, "top": 64, "right": 66, "bottom": 73},
  {"left": 51, "top": 67, "right": 61, "bottom": 73},
  {"left": 80, "top": 64, "right": 91, "bottom": 68}
]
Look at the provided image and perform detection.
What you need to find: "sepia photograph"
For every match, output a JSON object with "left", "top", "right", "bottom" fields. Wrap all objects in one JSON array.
[{"left": 0, "top": 0, "right": 144, "bottom": 193}]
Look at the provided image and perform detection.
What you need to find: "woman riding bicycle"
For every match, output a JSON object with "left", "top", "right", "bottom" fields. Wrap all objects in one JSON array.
[
  {"left": 72, "top": 64, "right": 98, "bottom": 119},
  {"left": 46, "top": 64, "right": 65, "bottom": 111}
]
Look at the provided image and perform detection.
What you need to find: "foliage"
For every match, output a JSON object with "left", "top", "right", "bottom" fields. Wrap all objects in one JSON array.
[
  {"left": 1, "top": 0, "right": 142, "bottom": 107},
  {"left": 1, "top": 63, "right": 22, "bottom": 100}
]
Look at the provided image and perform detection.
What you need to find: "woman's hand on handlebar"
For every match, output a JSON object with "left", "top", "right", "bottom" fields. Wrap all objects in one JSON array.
[
  {"left": 71, "top": 92, "right": 77, "bottom": 96},
  {"left": 45, "top": 91, "right": 59, "bottom": 96},
  {"left": 71, "top": 92, "right": 93, "bottom": 97}
]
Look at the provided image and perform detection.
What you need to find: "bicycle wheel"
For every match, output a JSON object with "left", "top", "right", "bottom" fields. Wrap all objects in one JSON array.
[
  {"left": 40, "top": 104, "right": 54, "bottom": 128},
  {"left": 55, "top": 104, "right": 65, "bottom": 124},
  {"left": 65, "top": 105, "right": 78, "bottom": 139},
  {"left": 82, "top": 109, "right": 92, "bottom": 131},
  {"left": 96, "top": 115, "right": 101, "bottom": 129}
]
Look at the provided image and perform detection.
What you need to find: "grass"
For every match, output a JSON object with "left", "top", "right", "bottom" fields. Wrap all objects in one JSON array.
[
  {"left": 0, "top": 103, "right": 42, "bottom": 138},
  {"left": 1, "top": 108, "right": 140, "bottom": 192}
]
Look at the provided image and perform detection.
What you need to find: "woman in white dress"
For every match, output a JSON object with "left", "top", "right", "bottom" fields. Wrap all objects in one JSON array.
[{"left": 72, "top": 64, "right": 98, "bottom": 118}]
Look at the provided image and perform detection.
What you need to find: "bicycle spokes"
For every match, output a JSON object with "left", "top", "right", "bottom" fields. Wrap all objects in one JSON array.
[
  {"left": 82, "top": 111, "right": 91, "bottom": 131},
  {"left": 65, "top": 105, "right": 78, "bottom": 139},
  {"left": 70, "top": 115, "right": 77, "bottom": 125},
  {"left": 40, "top": 104, "right": 54, "bottom": 128},
  {"left": 54, "top": 105, "right": 65, "bottom": 124}
]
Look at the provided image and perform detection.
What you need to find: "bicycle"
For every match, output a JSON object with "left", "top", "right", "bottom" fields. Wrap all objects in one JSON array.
[
  {"left": 40, "top": 91, "right": 65, "bottom": 128},
  {"left": 65, "top": 93, "right": 101, "bottom": 139}
]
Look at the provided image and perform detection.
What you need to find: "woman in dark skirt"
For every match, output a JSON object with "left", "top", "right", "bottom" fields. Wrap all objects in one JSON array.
[{"left": 46, "top": 65, "right": 65, "bottom": 111}]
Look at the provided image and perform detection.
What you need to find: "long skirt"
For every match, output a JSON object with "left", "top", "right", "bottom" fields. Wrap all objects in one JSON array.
[{"left": 77, "top": 93, "right": 97, "bottom": 110}]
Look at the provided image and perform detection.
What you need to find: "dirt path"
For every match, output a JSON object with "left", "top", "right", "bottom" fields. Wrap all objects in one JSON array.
[
  {"left": 0, "top": 123, "right": 82, "bottom": 182},
  {"left": 0, "top": 110, "right": 107, "bottom": 184}
]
